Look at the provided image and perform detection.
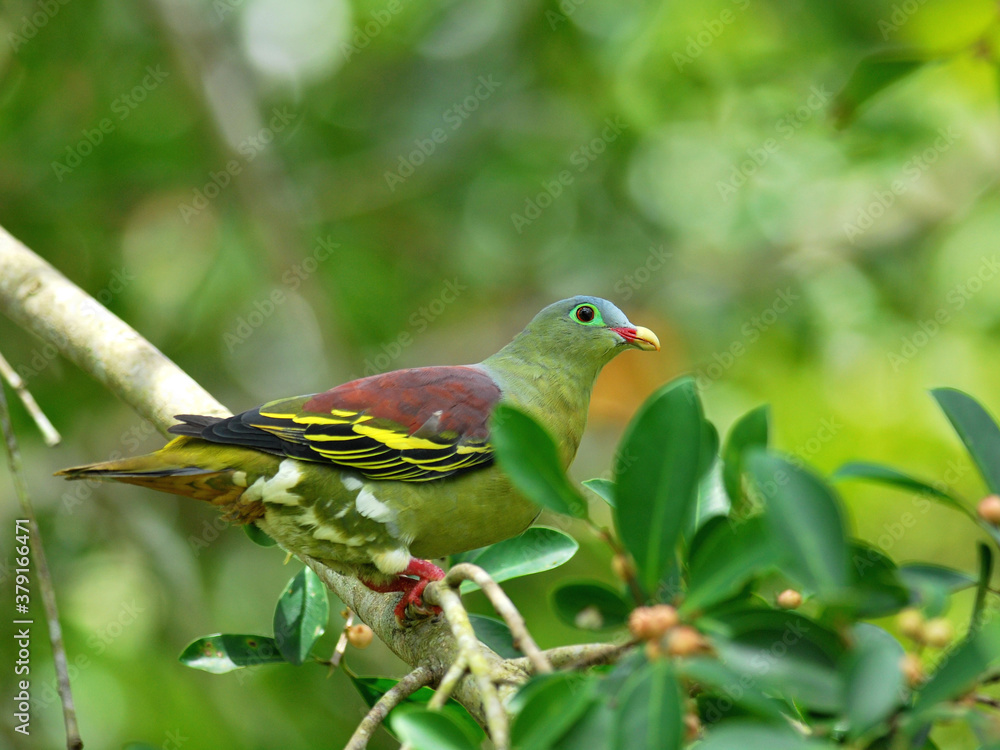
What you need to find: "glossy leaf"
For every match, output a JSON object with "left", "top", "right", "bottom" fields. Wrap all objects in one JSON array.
[
  {"left": 973, "top": 543, "right": 993, "bottom": 631},
  {"left": 698, "top": 721, "right": 838, "bottom": 749},
  {"left": 615, "top": 377, "right": 706, "bottom": 594},
  {"left": 469, "top": 614, "right": 519, "bottom": 659},
  {"left": 551, "top": 580, "right": 631, "bottom": 630},
  {"left": 455, "top": 526, "right": 578, "bottom": 593},
  {"left": 722, "top": 404, "right": 770, "bottom": 518},
  {"left": 899, "top": 564, "right": 977, "bottom": 615},
  {"left": 273, "top": 567, "right": 329, "bottom": 665},
  {"left": 492, "top": 404, "right": 589, "bottom": 519},
  {"left": 552, "top": 698, "right": 614, "bottom": 750},
  {"left": 511, "top": 673, "right": 597, "bottom": 750},
  {"left": 683, "top": 516, "right": 776, "bottom": 614},
  {"left": 178, "top": 634, "right": 286, "bottom": 673},
  {"left": 677, "top": 657, "right": 783, "bottom": 720},
  {"left": 847, "top": 541, "right": 910, "bottom": 619},
  {"left": 613, "top": 659, "right": 684, "bottom": 750},
  {"left": 390, "top": 708, "right": 480, "bottom": 750},
  {"left": 834, "top": 461, "right": 972, "bottom": 519},
  {"left": 833, "top": 51, "right": 931, "bottom": 128},
  {"left": 932, "top": 388, "right": 1000, "bottom": 496},
  {"left": 748, "top": 452, "right": 849, "bottom": 597},
  {"left": 244, "top": 523, "right": 277, "bottom": 547},
  {"left": 710, "top": 609, "right": 845, "bottom": 712},
  {"left": 913, "top": 618, "right": 1000, "bottom": 716},
  {"left": 348, "top": 675, "right": 484, "bottom": 743},
  {"left": 582, "top": 477, "right": 616, "bottom": 507},
  {"left": 842, "top": 624, "right": 905, "bottom": 739}
]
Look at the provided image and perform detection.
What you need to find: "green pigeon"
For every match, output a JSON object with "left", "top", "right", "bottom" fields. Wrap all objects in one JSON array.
[{"left": 58, "top": 296, "right": 659, "bottom": 620}]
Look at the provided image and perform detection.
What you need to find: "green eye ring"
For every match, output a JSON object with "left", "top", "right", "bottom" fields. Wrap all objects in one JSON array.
[{"left": 572, "top": 303, "right": 604, "bottom": 327}]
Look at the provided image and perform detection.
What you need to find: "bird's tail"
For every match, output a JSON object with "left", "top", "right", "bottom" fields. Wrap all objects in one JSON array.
[{"left": 55, "top": 438, "right": 263, "bottom": 520}]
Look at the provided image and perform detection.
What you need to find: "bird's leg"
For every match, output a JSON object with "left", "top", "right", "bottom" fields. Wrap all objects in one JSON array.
[{"left": 360, "top": 559, "right": 445, "bottom": 621}]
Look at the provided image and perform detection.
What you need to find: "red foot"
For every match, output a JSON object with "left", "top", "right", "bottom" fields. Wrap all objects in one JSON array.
[{"left": 360, "top": 558, "right": 445, "bottom": 622}]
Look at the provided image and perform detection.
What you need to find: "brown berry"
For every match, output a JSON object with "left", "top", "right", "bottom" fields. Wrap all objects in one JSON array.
[
  {"left": 900, "top": 652, "right": 924, "bottom": 687},
  {"left": 897, "top": 608, "right": 925, "bottom": 641},
  {"left": 644, "top": 638, "right": 664, "bottom": 661},
  {"left": 776, "top": 589, "right": 802, "bottom": 609},
  {"left": 979, "top": 495, "right": 1000, "bottom": 524},
  {"left": 922, "top": 618, "right": 954, "bottom": 648},
  {"left": 666, "top": 625, "right": 706, "bottom": 656},
  {"left": 347, "top": 624, "right": 373, "bottom": 649},
  {"left": 628, "top": 605, "right": 679, "bottom": 640}
]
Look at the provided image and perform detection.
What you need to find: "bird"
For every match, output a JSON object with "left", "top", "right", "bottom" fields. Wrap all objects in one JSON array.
[{"left": 57, "top": 296, "right": 659, "bottom": 621}]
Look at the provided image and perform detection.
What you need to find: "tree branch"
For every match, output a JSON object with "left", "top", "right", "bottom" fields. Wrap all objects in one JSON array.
[{"left": 344, "top": 666, "right": 434, "bottom": 750}]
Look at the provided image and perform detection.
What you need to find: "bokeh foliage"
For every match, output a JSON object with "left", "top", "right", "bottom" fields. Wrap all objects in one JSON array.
[{"left": 3, "top": 0, "right": 1000, "bottom": 747}]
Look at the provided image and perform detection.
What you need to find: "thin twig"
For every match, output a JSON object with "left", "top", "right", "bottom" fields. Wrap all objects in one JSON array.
[
  {"left": 0, "top": 383, "right": 82, "bottom": 749},
  {"left": 443, "top": 563, "right": 552, "bottom": 675},
  {"left": 0, "top": 349, "right": 60, "bottom": 445},
  {"left": 510, "top": 641, "right": 634, "bottom": 672},
  {"left": 427, "top": 583, "right": 511, "bottom": 750},
  {"left": 588, "top": 521, "right": 645, "bottom": 605},
  {"left": 974, "top": 694, "right": 1000, "bottom": 709},
  {"left": 344, "top": 665, "right": 434, "bottom": 750},
  {"left": 323, "top": 610, "right": 355, "bottom": 676},
  {"left": 428, "top": 655, "right": 468, "bottom": 710}
]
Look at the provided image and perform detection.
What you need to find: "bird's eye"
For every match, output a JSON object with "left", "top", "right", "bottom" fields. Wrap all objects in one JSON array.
[{"left": 575, "top": 305, "right": 596, "bottom": 323}]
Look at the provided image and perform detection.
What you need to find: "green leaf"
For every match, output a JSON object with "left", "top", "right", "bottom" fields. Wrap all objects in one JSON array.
[
  {"left": 551, "top": 697, "right": 614, "bottom": 750},
  {"left": 454, "top": 526, "right": 578, "bottom": 593},
  {"left": 348, "top": 674, "right": 484, "bottom": 743},
  {"left": 722, "top": 405, "right": 770, "bottom": 519},
  {"left": 683, "top": 515, "right": 776, "bottom": 614},
  {"left": 846, "top": 541, "right": 910, "bottom": 619},
  {"left": 899, "top": 564, "right": 977, "bottom": 616},
  {"left": 697, "top": 720, "right": 838, "bottom": 749},
  {"left": 511, "top": 673, "right": 597, "bottom": 750},
  {"left": 709, "top": 609, "right": 845, "bottom": 712},
  {"left": 492, "top": 403, "right": 589, "bottom": 519},
  {"left": 842, "top": 624, "right": 905, "bottom": 739},
  {"left": 178, "top": 634, "right": 286, "bottom": 673},
  {"left": 614, "top": 377, "right": 706, "bottom": 594},
  {"left": 913, "top": 619, "right": 1000, "bottom": 716},
  {"left": 677, "top": 657, "right": 784, "bottom": 720},
  {"left": 613, "top": 660, "right": 684, "bottom": 750},
  {"left": 390, "top": 708, "right": 480, "bottom": 750},
  {"left": 468, "top": 614, "right": 519, "bottom": 659},
  {"left": 550, "top": 580, "right": 631, "bottom": 630},
  {"left": 833, "top": 461, "right": 973, "bottom": 519},
  {"left": 932, "top": 388, "right": 1000, "bottom": 496},
  {"left": 748, "top": 452, "right": 849, "bottom": 598},
  {"left": 832, "top": 51, "right": 933, "bottom": 128},
  {"left": 582, "top": 477, "right": 616, "bottom": 507},
  {"left": 273, "top": 567, "right": 329, "bottom": 665},
  {"left": 243, "top": 522, "right": 277, "bottom": 547}
]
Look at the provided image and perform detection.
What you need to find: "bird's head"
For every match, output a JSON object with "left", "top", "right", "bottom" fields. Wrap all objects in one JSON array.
[{"left": 521, "top": 295, "right": 660, "bottom": 364}]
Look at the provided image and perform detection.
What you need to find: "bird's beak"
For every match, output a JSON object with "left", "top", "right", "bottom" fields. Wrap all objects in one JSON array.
[{"left": 611, "top": 326, "right": 661, "bottom": 351}]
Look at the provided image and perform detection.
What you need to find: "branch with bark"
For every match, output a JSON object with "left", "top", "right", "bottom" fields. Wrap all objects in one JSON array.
[{"left": 0, "top": 225, "right": 630, "bottom": 749}]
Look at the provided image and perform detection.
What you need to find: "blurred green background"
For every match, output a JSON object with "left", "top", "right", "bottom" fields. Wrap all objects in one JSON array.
[{"left": 2, "top": 0, "right": 1000, "bottom": 747}]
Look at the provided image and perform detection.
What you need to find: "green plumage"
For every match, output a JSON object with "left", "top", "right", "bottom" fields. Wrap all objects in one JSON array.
[{"left": 58, "top": 296, "right": 659, "bottom": 618}]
